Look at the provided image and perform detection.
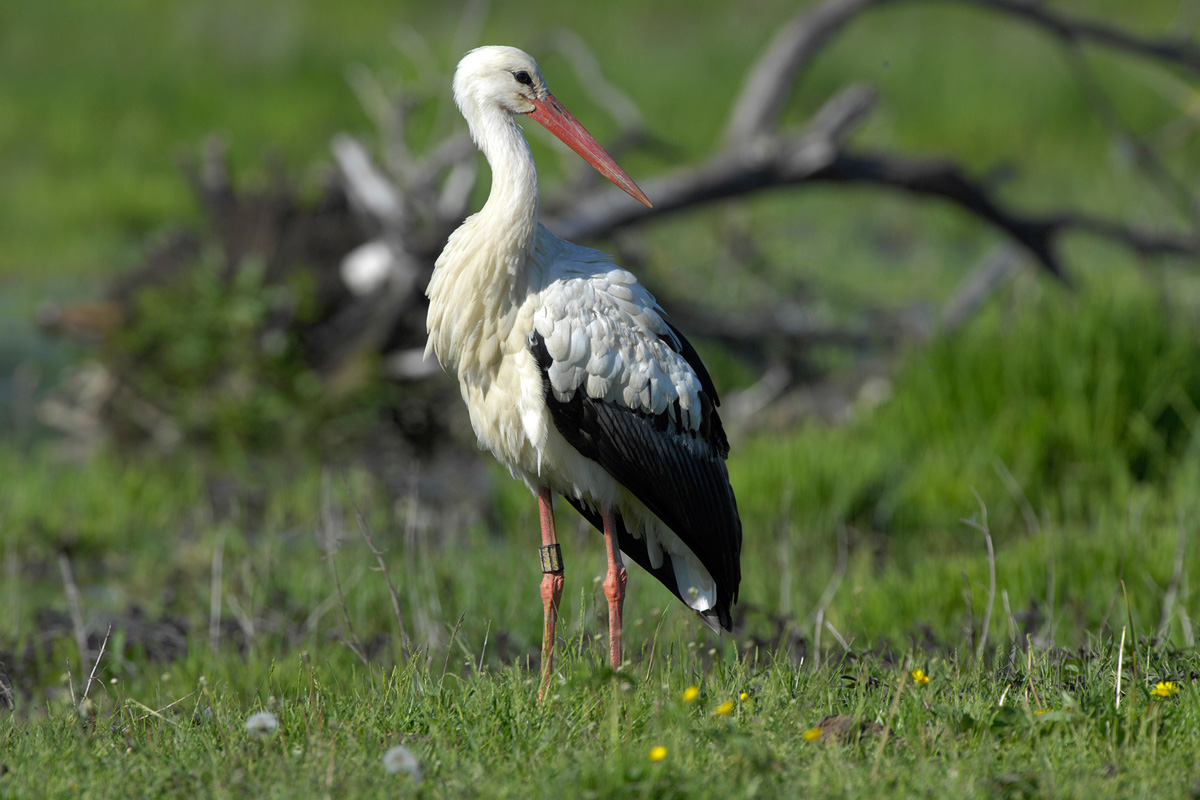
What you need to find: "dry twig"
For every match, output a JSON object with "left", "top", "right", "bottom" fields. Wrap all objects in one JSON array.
[
  {"left": 961, "top": 490, "right": 996, "bottom": 660},
  {"left": 1157, "top": 516, "right": 1188, "bottom": 641},
  {"left": 209, "top": 533, "right": 224, "bottom": 655},
  {"left": 58, "top": 553, "right": 89, "bottom": 668},
  {"left": 342, "top": 471, "right": 413, "bottom": 658},
  {"left": 810, "top": 526, "right": 849, "bottom": 668},
  {"left": 321, "top": 471, "right": 371, "bottom": 668},
  {"left": 83, "top": 624, "right": 113, "bottom": 701}
]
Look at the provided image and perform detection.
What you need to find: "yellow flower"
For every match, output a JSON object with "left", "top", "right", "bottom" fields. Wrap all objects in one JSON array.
[
  {"left": 802, "top": 727, "right": 822, "bottom": 742},
  {"left": 682, "top": 685, "right": 700, "bottom": 703},
  {"left": 1152, "top": 681, "right": 1179, "bottom": 698},
  {"left": 714, "top": 701, "right": 734, "bottom": 716},
  {"left": 739, "top": 691, "right": 750, "bottom": 702},
  {"left": 911, "top": 669, "right": 930, "bottom": 686},
  {"left": 648, "top": 746, "right": 667, "bottom": 762}
]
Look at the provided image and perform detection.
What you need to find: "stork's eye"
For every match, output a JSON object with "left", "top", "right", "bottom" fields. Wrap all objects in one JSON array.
[{"left": 513, "top": 70, "right": 533, "bottom": 86}]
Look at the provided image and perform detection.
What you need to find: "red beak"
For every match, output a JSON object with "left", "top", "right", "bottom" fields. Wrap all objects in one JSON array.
[{"left": 527, "top": 93, "right": 652, "bottom": 208}]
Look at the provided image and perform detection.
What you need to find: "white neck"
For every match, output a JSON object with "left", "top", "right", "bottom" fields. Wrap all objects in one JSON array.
[
  {"left": 467, "top": 102, "right": 540, "bottom": 258},
  {"left": 425, "top": 101, "right": 545, "bottom": 374}
]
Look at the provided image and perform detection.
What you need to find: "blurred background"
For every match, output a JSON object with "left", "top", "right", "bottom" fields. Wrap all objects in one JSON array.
[{"left": 3, "top": 0, "right": 1200, "bottom": 703}]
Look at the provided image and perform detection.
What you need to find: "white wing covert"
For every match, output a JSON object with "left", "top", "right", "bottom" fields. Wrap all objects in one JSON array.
[{"left": 532, "top": 267, "right": 704, "bottom": 431}]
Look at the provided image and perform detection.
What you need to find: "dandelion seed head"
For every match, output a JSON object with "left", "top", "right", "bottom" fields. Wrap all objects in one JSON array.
[
  {"left": 682, "top": 685, "right": 700, "bottom": 703},
  {"left": 382, "top": 745, "right": 423, "bottom": 782},
  {"left": 77, "top": 697, "right": 95, "bottom": 720},
  {"left": 244, "top": 710, "right": 279, "bottom": 738},
  {"left": 648, "top": 746, "right": 667, "bottom": 762}
]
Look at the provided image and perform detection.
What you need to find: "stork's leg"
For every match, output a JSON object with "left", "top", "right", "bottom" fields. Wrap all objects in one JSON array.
[
  {"left": 601, "top": 505, "right": 627, "bottom": 670},
  {"left": 537, "top": 487, "right": 564, "bottom": 702}
]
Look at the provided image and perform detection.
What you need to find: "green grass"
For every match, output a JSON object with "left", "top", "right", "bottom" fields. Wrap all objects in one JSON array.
[
  {"left": 738, "top": 275, "right": 1200, "bottom": 537},
  {"left": 5, "top": 276, "right": 1200, "bottom": 794},
  {"left": 1, "top": 629, "right": 1198, "bottom": 797}
]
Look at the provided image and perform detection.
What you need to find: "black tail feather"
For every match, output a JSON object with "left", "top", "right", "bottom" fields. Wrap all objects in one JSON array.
[{"left": 562, "top": 496, "right": 733, "bottom": 631}]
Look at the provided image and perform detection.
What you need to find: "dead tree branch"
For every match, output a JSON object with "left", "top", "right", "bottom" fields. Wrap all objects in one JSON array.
[
  {"left": 725, "top": 0, "right": 881, "bottom": 143},
  {"left": 52, "top": 1, "right": 1200, "bottom": 449},
  {"left": 1061, "top": 43, "right": 1200, "bottom": 228},
  {"left": 951, "top": 0, "right": 1200, "bottom": 74},
  {"left": 542, "top": 0, "right": 1200, "bottom": 280},
  {"left": 812, "top": 150, "right": 1069, "bottom": 278},
  {"left": 547, "top": 84, "right": 878, "bottom": 241},
  {"left": 554, "top": 132, "right": 1200, "bottom": 284},
  {"left": 322, "top": 0, "right": 1200, "bottom": 417},
  {"left": 831, "top": 142, "right": 1200, "bottom": 271}
]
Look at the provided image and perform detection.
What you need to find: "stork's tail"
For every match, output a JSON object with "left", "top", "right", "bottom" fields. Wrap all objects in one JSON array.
[{"left": 563, "top": 497, "right": 736, "bottom": 631}]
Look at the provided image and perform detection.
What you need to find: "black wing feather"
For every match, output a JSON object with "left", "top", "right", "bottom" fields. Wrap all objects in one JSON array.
[{"left": 530, "top": 328, "right": 742, "bottom": 630}]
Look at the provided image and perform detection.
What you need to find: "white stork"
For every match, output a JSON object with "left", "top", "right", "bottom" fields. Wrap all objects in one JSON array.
[{"left": 426, "top": 46, "right": 741, "bottom": 694}]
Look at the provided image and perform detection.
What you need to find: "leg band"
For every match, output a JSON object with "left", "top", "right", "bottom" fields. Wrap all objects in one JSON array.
[{"left": 539, "top": 543, "right": 563, "bottom": 573}]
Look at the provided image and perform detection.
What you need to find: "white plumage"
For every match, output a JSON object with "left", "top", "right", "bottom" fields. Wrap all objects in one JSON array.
[
  {"left": 429, "top": 217, "right": 716, "bottom": 611},
  {"left": 425, "top": 46, "right": 740, "bottom": 687}
]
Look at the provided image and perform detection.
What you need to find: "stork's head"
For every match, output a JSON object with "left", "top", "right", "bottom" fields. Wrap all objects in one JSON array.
[
  {"left": 453, "top": 45, "right": 652, "bottom": 207},
  {"left": 454, "top": 46, "right": 549, "bottom": 118}
]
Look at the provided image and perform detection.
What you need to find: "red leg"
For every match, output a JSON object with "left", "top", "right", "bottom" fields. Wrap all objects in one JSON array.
[
  {"left": 601, "top": 505, "right": 627, "bottom": 670},
  {"left": 538, "top": 487, "right": 564, "bottom": 702}
]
